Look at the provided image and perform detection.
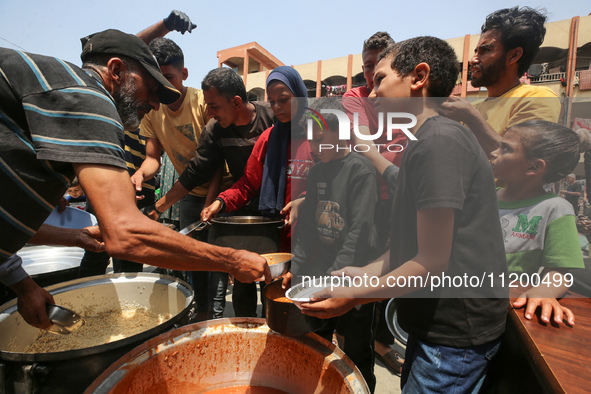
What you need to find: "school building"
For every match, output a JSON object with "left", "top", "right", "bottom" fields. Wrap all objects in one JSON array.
[{"left": 216, "top": 13, "right": 591, "bottom": 175}]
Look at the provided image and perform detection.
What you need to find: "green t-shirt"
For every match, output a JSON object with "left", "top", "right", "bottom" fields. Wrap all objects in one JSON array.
[{"left": 498, "top": 192, "right": 584, "bottom": 274}]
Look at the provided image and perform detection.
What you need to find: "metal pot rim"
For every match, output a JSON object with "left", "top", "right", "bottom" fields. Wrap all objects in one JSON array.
[
  {"left": 210, "top": 216, "right": 283, "bottom": 225},
  {"left": 0, "top": 273, "right": 193, "bottom": 362}
]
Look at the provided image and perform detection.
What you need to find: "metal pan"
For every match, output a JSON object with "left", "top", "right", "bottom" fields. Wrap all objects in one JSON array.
[{"left": 261, "top": 253, "right": 293, "bottom": 281}]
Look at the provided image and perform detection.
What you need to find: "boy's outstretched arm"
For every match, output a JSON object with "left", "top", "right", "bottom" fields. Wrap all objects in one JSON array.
[
  {"left": 513, "top": 267, "right": 575, "bottom": 326},
  {"left": 136, "top": 10, "right": 197, "bottom": 44}
]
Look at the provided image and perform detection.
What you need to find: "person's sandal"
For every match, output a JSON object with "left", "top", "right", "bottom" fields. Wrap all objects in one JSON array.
[{"left": 375, "top": 349, "right": 404, "bottom": 376}]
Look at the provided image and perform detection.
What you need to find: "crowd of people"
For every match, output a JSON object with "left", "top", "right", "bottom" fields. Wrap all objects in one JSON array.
[{"left": 1, "top": 6, "right": 590, "bottom": 393}]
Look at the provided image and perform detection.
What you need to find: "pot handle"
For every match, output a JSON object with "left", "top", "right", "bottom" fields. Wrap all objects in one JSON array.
[
  {"left": 193, "top": 221, "right": 210, "bottom": 231},
  {"left": 179, "top": 220, "right": 210, "bottom": 235}
]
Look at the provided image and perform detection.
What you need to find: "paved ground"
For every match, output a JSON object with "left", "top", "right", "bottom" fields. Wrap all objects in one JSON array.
[{"left": 222, "top": 284, "right": 403, "bottom": 394}]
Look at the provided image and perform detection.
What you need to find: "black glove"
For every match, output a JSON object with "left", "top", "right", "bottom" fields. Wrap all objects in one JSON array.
[{"left": 163, "top": 10, "right": 196, "bottom": 34}]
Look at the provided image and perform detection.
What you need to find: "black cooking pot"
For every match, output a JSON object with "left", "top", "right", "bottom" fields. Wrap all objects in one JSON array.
[
  {"left": 183, "top": 216, "right": 284, "bottom": 254},
  {"left": 263, "top": 280, "right": 326, "bottom": 336}
]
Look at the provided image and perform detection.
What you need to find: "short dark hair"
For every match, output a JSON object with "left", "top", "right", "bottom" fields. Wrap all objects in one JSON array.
[
  {"left": 202, "top": 68, "right": 247, "bottom": 102},
  {"left": 513, "top": 120, "right": 591, "bottom": 183},
  {"left": 363, "top": 32, "right": 395, "bottom": 54},
  {"left": 299, "top": 97, "right": 343, "bottom": 131},
  {"left": 481, "top": 7, "right": 547, "bottom": 76},
  {"left": 69, "top": 177, "right": 80, "bottom": 187},
  {"left": 149, "top": 38, "right": 184, "bottom": 70},
  {"left": 377, "top": 36, "right": 459, "bottom": 98}
]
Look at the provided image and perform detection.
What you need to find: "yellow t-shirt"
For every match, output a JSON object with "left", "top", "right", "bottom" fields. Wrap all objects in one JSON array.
[
  {"left": 474, "top": 83, "right": 561, "bottom": 136},
  {"left": 140, "top": 87, "right": 230, "bottom": 197}
]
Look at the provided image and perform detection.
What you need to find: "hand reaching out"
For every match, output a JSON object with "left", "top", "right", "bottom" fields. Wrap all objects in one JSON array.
[
  {"left": 201, "top": 199, "right": 222, "bottom": 222},
  {"left": 163, "top": 10, "right": 197, "bottom": 34}
]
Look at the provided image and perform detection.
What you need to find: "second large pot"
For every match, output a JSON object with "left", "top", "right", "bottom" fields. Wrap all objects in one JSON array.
[
  {"left": 86, "top": 318, "right": 369, "bottom": 393},
  {"left": 17, "top": 245, "right": 85, "bottom": 288},
  {"left": 207, "top": 216, "right": 284, "bottom": 254}
]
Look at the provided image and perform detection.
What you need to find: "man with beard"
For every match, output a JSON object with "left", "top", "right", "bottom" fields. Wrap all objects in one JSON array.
[
  {"left": 150, "top": 67, "right": 275, "bottom": 319},
  {"left": 0, "top": 29, "right": 269, "bottom": 330},
  {"left": 440, "top": 6, "right": 560, "bottom": 155}
]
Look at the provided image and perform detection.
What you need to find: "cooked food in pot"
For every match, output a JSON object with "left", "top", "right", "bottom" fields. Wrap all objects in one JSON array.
[
  {"left": 24, "top": 304, "right": 172, "bottom": 353},
  {"left": 205, "top": 386, "right": 289, "bottom": 393},
  {"left": 270, "top": 296, "right": 293, "bottom": 304}
]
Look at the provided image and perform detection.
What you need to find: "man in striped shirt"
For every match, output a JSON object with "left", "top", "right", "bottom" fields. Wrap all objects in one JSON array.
[{"left": 0, "top": 29, "right": 270, "bottom": 329}]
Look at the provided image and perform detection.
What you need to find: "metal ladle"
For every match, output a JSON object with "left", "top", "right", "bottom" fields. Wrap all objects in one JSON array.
[
  {"left": 179, "top": 220, "right": 210, "bottom": 236},
  {"left": 46, "top": 304, "right": 85, "bottom": 335}
]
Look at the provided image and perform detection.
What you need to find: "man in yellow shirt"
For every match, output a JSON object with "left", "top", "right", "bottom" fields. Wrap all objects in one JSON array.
[
  {"left": 130, "top": 32, "right": 231, "bottom": 321},
  {"left": 441, "top": 7, "right": 561, "bottom": 156}
]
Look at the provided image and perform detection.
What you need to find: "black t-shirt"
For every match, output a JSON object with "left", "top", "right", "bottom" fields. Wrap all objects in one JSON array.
[
  {"left": 292, "top": 153, "right": 379, "bottom": 277},
  {"left": 178, "top": 102, "right": 275, "bottom": 189},
  {"left": 391, "top": 116, "right": 508, "bottom": 347}
]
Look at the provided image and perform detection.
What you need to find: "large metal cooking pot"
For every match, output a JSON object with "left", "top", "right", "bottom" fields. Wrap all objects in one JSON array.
[
  {"left": 86, "top": 318, "right": 369, "bottom": 393},
  {"left": 17, "top": 245, "right": 86, "bottom": 288},
  {"left": 0, "top": 273, "right": 193, "bottom": 394},
  {"left": 184, "top": 216, "right": 284, "bottom": 254}
]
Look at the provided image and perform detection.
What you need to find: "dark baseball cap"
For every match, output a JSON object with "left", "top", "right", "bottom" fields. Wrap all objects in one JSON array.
[{"left": 80, "top": 29, "right": 180, "bottom": 105}]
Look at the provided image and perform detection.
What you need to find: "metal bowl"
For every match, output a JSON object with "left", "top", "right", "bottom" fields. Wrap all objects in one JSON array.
[
  {"left": 261, "top": 253, "right": 293, "bottom": 280},
  {"left": 46, "top": 304, "right": 85, "bottom": 335}
]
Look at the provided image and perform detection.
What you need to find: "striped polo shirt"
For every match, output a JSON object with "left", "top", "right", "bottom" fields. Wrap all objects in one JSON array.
[
  {"left": 124, "top": 129, "right": 155, "bottom": 188},
  {"left": 0, "top": 47, "right": 126, "bottom": 258},
  {"left": 124, "top": 129, "right": 156, "bottom": 207}
]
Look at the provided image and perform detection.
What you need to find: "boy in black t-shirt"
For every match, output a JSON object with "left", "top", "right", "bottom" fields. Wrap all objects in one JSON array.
[
  {"left": 299, "top": 37, "right": 508, "bottom": 393},
  {"left": 288, "top": 98, "right": 380, "bottom": 391}
]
